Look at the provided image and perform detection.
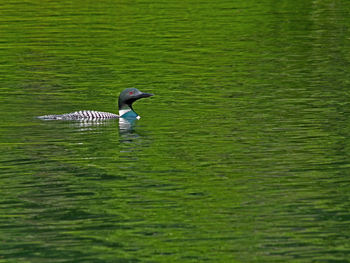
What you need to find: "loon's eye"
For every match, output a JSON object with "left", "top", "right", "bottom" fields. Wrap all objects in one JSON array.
[{"left": 129, "top": 91, "right": 134, "bottom": 95}]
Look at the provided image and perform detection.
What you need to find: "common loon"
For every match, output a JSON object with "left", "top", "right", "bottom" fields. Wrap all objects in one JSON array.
[{"left": 38, "top": 88, "right": 153, "bottom": 120}]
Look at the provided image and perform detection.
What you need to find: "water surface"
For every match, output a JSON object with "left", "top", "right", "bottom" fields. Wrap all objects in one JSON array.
[{"left": 1, "top": 0, "right": 350, "bottom": 262}]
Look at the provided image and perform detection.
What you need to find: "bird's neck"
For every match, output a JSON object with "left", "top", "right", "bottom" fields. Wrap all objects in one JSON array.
[{"left": 119, "top": 105, "right": 140, "bottom": 119}]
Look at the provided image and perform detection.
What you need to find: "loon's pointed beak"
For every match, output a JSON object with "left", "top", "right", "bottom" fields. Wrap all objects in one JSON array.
[{"left": 139, "top": 92, "right": 154, "bottom": 98}]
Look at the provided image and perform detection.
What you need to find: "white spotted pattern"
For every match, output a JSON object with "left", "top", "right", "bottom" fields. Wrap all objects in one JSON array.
[{"left": 38, "top": 110, "right": 119, "bottom": 120}]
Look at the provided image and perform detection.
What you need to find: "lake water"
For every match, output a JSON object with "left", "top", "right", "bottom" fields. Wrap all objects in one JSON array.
[{"left": 1, "top": 0, "right": 350, "bottom": 262}]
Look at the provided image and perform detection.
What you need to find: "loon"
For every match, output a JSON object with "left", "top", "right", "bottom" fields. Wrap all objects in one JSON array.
[{"left": 38, "top": 88, "right": 153, "bottom": 120}]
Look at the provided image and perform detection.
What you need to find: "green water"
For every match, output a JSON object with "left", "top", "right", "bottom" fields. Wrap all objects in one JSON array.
[{"left": 1, "top": 0, "right": 350, "bottom": 262}]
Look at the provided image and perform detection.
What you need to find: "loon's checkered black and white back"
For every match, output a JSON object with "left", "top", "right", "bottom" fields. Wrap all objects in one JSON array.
[{"left": 38, "top": 110, "right": 119, "bottom": 120}]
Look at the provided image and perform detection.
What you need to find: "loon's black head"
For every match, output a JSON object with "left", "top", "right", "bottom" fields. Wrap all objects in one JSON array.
[{"left": 118, "top": 88, "right": 153, "bottom": 118}]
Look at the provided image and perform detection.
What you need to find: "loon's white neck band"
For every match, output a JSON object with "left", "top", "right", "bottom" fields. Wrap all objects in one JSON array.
[
  {"left": 119, "top": 109, "right": 141, "bottom": 119},
  {"left": 119, "top": 109, "right": 131, "bottom": 116}
]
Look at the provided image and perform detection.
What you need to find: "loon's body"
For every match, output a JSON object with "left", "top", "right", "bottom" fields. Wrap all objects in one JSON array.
[{"left": 38, "top": 88, "right": 153, "bottom": 120}]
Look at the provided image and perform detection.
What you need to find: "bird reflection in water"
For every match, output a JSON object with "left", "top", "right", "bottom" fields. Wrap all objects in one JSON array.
[
  {"left": 68, "top": 117, "right": 137, "bottom": 134},
  {"left": 60, "top": 116, "right": 142, "bottom": 146},
  {"left": 118, "top": 117, "right": 141, "bottom": 144}
]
